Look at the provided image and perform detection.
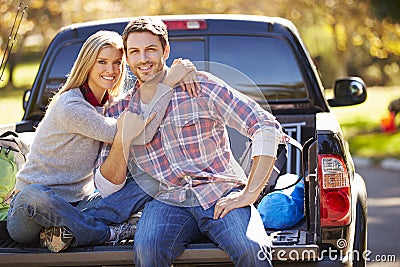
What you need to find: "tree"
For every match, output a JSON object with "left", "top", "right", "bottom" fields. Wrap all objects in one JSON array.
[
  {"left": 1, "top": 0, "right": 400, "bottom": 88},
  {"left": 263, "top": 0, "right": 400, "bottom": 86},
  {"left": 0, "top": 0, "right": 28, "bottom": 87},
  {"left": 371, "top": 0, "right": 400, "bottom": 23},
  {"left": 0, "top": 0, "right": 65, "bottom": 88}
]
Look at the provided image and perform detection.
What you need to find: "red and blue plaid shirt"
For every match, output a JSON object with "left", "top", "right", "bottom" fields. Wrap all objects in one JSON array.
[{"left": 96, "top": 76, "right": 283, "bottom": 209}]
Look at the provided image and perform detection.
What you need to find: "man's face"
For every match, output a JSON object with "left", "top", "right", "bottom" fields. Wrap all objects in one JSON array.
[{"left": 126, "top": 31, "right": 169, "bottom": 84}]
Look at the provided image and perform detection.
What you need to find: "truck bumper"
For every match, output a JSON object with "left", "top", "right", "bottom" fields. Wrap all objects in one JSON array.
[{"left": 0, "top": 244, "right": 350, "bottom": 267}]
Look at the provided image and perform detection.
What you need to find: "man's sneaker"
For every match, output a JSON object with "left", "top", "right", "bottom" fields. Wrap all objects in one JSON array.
[
  {"left": 107, "top": 212, "right": 141, "bottom": 245},
  {"left": 40, "top": 226, "right": 74, "bottom": 252}
]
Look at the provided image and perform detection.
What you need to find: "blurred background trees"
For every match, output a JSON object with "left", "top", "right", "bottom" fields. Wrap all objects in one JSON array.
[{"left": 1, "top": 0, "right": 400, "bottom": 88}]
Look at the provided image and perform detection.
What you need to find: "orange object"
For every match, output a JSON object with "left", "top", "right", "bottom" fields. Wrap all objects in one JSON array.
[{"left": 381, "top": 112, "right": 397, "bottom": 133}]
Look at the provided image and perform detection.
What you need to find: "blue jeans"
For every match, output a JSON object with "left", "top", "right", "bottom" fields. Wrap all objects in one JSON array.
[
  {"left": 7, "top": 177, "right": 153, "bottom": 247},
  {"left": 134, "top": 199, "right": 272, "bottom": 267}
]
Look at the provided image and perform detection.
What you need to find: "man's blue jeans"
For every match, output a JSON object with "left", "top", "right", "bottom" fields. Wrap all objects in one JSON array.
[
  {"left": 7, "top": 177, "right": 152, "bottom": 247},
  {"left": 134, "top": 199, "right": 272, "bottom": 267}
]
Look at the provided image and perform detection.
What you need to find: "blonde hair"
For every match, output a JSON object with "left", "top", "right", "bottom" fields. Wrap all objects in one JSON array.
[{"left": 51, "top": 30, "right": 126, "bottom": 104}]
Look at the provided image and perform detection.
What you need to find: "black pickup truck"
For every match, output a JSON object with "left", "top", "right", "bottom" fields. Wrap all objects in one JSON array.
[{"left": 1, "top": 14, "right": 367, "bottom": 266}]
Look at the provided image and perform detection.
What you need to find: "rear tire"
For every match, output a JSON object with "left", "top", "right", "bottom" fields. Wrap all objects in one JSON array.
[{"left": 353, "top": 201, "right": 367, "bottom": 267}]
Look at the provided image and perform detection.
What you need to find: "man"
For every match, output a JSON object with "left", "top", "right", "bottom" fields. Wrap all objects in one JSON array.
[{"left": 95, "top": 17, "right": 284, "bottom": 266}]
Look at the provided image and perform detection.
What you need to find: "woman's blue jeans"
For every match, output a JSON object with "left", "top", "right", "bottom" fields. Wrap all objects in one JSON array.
[
  {"left": 134, "top": 199, "right": 272, "bottom": 267},
  {"left": 7, "top": 177, "right": 152, "bottom": 247}
]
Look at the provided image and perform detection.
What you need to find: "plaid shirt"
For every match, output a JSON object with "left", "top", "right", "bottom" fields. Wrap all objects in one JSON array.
[{"left": 97, "top": 76, "right": 283, "bottom": 209}]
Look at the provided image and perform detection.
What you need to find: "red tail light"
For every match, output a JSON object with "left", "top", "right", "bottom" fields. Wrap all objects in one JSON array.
[
  {"left": 164, "top": 20, "right": 208, "bottom": 30},
  {"left": 318, "top": 154, "right": 351, "bottom": 227}
]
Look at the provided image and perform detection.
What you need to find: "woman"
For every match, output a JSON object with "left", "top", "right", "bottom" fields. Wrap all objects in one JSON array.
[{"left": 7, "top": 30, "right": 197, "bottom": 252}]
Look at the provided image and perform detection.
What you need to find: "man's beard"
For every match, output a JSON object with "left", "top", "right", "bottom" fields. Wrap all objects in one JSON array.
[
  {"left": 138, "top": 70, "right": 165, "bottom": 85},
  {"left": 133, "top": 64, "right": 166, "bottom": 85}
]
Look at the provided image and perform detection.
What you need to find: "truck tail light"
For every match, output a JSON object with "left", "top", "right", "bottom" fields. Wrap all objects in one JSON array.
[
  {"left": 318, "top": 154, "right": 351, "bottom": 227},
  {"left": 164, "top": 20, "right": 208, "bottom": 30}
]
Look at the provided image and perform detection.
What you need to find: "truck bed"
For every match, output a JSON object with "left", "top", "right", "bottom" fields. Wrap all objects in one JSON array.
[
  {"left": 0, "top": 117, "right": 316, "bottom": 266},
  {"left": 0, "top": 223, "right": 319, "bottom": 266}
]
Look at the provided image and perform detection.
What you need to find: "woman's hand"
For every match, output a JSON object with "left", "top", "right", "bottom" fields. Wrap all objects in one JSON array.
[
  {"left": 162, "top": 58, "right": 195, "bottom": 87},
  {"left": 116, "top": 110, "right": 156, "bottom": 147},
  {"left": 179, "top": 70, "right": 208, "bottom": 97},
  {"left": 163, "top": 58, "right": 207, "bottom": 97}
]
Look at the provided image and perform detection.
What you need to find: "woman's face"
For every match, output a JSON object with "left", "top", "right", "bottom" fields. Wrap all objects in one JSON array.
[{"left": 87, "top": 46, "right": 123, "bottom": 98}]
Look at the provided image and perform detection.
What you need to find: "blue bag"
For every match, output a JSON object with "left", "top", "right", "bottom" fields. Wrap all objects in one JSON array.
[{"left": 257, "top": 174, "right": 304, "bottom": 229}]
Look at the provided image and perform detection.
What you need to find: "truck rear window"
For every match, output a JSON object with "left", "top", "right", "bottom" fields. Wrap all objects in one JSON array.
[
  {"left": 209, "top": 36, "right": 307, "bottom": 102},
  {"left": 44, "top": 35, "right": 307, "bottom": 103}
]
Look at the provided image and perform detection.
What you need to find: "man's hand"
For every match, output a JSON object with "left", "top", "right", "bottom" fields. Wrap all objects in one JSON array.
[
  {"left": 213, "top": 155, "right": 275, "bottom": 219},
  {"left": 213, "top": 190, "right": 259, "bottom": 220}
]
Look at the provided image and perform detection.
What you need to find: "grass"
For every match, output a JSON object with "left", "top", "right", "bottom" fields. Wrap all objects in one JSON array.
[
  {"left": 0, "top": 87, "right": 26, "bottom": 124},
  {"left": 0, "top": 61, "right": 399, "bottom": 160},
  {"left": 331, "top": 86, "right": 400, "bottom": 160},
  {"left": 12, "top": 62, "right": 40, "bottom": 88},
  {"left": 348, "top": 133, "right": 400, "bottom": 159},
  {"left": 0, "top": 61, "right": 40, "bottom": 124}
]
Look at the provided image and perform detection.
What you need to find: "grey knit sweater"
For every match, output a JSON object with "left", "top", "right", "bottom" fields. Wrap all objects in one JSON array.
[{"left": 16, "top": 88, "right": 117, "bottom": 202}]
